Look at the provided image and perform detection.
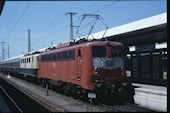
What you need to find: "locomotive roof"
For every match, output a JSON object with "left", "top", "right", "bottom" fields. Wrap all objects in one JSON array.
[{"left": 40, "top": 40, "right": 123, "bottom": 55}]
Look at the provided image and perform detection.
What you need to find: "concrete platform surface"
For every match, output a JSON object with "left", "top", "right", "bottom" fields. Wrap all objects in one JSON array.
[
  {"left": 132, "top": 83, "right": 167, "bottom": 93},
  {"left": 132, "top": 83, "right": 167, "bottom": 112}
]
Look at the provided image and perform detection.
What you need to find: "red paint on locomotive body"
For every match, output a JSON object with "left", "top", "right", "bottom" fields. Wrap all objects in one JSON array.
[{"left": 38, "top": 41, "right": 127, "bottom": 90}]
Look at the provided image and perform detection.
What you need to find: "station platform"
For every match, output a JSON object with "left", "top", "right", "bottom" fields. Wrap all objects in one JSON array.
[{"left": 132, "top": 83, "right": 167, "bottom": 112}]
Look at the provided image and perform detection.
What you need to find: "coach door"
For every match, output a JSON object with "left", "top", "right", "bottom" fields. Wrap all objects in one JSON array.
[{"left": 77, "top": 48, "right": 82, "bottom": 81}]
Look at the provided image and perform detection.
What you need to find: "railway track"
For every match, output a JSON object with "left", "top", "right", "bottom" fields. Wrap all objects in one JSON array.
[
  {"left": 0, "top": 74, "right": 157, "bottom": 112},
  {"left": 0, "top": 86, "right": 22, "bottom": 113},
  {"left": 0, "top": 77, "right": 51, "bottom": 113}
]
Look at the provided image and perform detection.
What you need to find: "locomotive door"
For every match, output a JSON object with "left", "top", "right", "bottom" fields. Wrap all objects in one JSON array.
[{"left": 77, "top": 48, "right": 82, "bottom": 81}]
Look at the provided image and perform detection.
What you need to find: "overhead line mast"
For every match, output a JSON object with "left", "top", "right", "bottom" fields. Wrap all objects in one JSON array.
[
  {"left": 28, "top": 29, "right": 31, "bottom": 52},
  {"left": 65, "top": 12, "right": 77, "bottom": 40}
]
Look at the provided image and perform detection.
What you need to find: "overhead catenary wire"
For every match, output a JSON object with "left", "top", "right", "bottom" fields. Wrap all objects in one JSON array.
[
  {"left": 92, "top": 0, "right": 120, "bottom": 14},
  {"left": 29, "top": 2, "right": 78, "bottom": 46},
  {"left": 30, "top": 1, "right": 112, "bottom": 45},
  {"left": 4, "top": 1, "right": 120, "bottom": 56},
  {"left": 31, "top": 1, "right": 108, "bottom": 40},
  {"left": 31, "top": 1, "right": 119, "bottom": 50},
  {"left": 37, "top": 1, "right": 78, "bottom": 32},
  {"left": 1, "top": 2, "right": 32, "bottom": 42},
  {"left": 0, "top": 2, "right": 19, "bottom": 41},
  {"left": 8, "top": 3, "right": 19, "bottom": 26}
]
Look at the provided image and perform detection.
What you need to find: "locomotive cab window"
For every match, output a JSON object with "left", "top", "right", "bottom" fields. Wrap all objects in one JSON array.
[
  {"left": 111, "top": 47, "right": 123, "bottom": 57},
  {"left": 92, "top": 46, "right": 106, "bottom": 57}
]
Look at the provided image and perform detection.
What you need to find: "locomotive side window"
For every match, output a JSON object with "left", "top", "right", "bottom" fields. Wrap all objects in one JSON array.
[
  {"left": 68, "top": 49, "right": 75, "bottom": 60},
  {"left": 111, "top": 47, "right": 122, "bottom": 57},
  {"left": 92, "top": 46, "right": 106, "bottom": 57},
  {"left": 63, "top": 51, "right": 68, "bottom": 60},
  {"left": 41, "top": 55, "right": 44, "bottom": 61},
  {"left": 57, "top": 52, "right": 62, "bottom": 60},
  {"left": 48, "top": 54, "right": 51, "bottom": 61},
  {"left": 41, "top": 49, "right": 75, "bottom": 62},
  {"left": 45, "top": 55, "right": 47, "bottom": 61},
  {"left": 52, "top": 53, "right": 57, "bottom": 61}
]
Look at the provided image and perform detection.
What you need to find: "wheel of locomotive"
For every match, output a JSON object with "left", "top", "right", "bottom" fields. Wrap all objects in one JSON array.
[
  {"left": 39, "top": 78, "right": 48, "bottom": 88},
  {"left": 63, "top": 83, "right": 71, "bottom": 96},
  {"left": 79, "top": 89, "right": 88, "bottom": 101}
]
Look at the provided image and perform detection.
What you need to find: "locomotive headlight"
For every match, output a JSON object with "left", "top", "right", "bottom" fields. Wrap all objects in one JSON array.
[
  {"left": 94, "top": 67, "right": 99, "bottom": 72},
  {"left": 95, "top": 72, "right": 100, "bottom": 76},
  {"left": 94, "top": 67, "right": 100, "bottom": 76},
  {"left": 121, "top": 67, "right": 125, "bottom": 76}
]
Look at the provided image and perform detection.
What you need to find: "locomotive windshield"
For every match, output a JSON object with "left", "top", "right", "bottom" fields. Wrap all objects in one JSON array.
[
  {"left": 93, "top": 46, "right": 124, "bottom": 70},
  {"left": 92, "top": 46, "right": 106, "bottom": 57},
  {"left": 111, "top": 47, "right": 123, "bottom": 57}
]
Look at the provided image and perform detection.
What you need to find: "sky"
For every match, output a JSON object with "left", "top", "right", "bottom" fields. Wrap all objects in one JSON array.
[{"left": 0, "top": 0, "right": 167, "bottom": 59}]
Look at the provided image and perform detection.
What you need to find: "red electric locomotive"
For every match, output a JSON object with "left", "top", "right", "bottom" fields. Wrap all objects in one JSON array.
[{"left": 38, "top": 40, "right": 134, "bottom": 102}]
